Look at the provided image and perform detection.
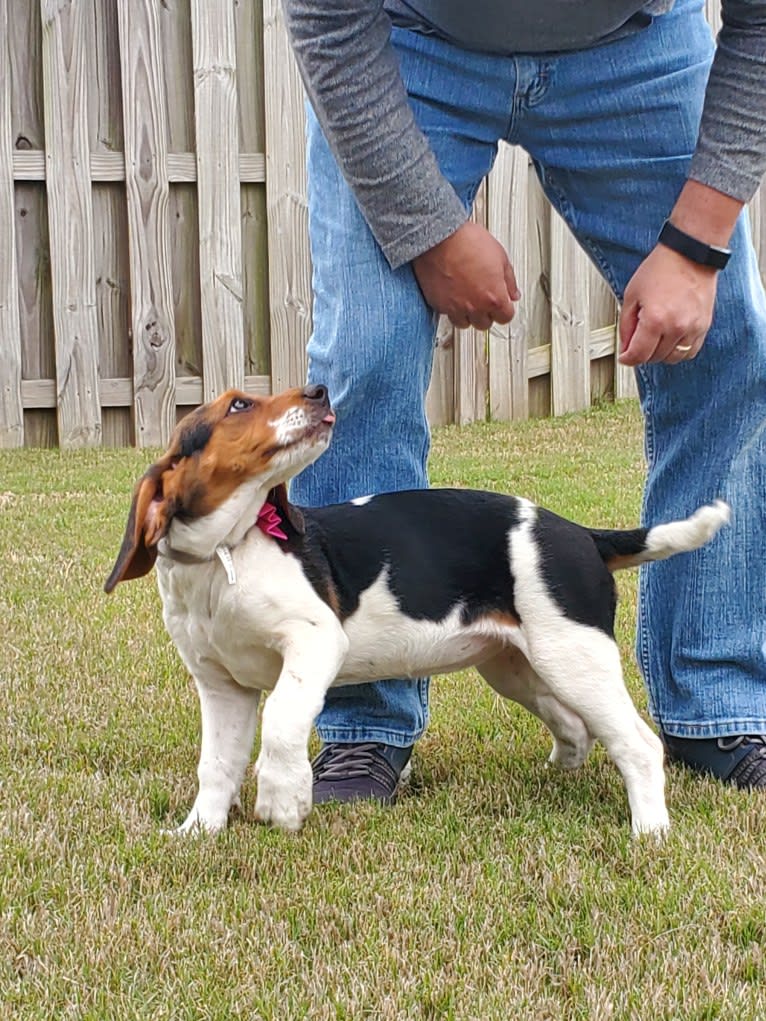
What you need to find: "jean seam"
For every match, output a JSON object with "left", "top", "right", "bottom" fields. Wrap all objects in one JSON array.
[
  {"left": 659, "top": 719, "right": 766, "bottom": 739},
  {"left": 636, "top": 365, "right": 659, "bottom": 726},
  {"left": 315, "top": 726, "right": 426, "bottom": 747}
]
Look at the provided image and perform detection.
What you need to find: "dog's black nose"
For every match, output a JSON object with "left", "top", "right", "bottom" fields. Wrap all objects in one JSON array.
[{"left": 303, "top": 384, "right": 329, "bottom": 404}]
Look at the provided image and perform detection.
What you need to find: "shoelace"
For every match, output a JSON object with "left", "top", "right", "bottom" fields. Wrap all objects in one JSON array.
[
  {"left": 312, "top": 742, "right": 399, "bottom": 787},
  {"left": 720, "top": 735, "right": 766, "bottom": 788},
  {"left": 716, "top": 735, "right": 766, "bottom": 752}
]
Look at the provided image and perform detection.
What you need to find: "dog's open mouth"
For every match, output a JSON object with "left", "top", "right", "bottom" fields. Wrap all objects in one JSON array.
[{"left": 304, "top": 409, "right": 336, "bottom": 440}]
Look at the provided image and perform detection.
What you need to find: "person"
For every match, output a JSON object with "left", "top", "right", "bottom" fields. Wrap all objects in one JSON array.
[{"left": 283, "top": 0, "right": 766, "bottom": 801}]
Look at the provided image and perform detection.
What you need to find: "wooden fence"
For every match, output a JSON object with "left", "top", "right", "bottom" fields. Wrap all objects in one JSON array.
[{"left": 1, "top": 0, "right": 764, "bottom": 448}]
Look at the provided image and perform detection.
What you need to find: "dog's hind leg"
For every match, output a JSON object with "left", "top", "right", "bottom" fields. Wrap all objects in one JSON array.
[
  {"left": 507, "top": 507, "right": 669, "bottom": 835},
  {"left": 478, "top": 648, "right": 595, "bottom": 771},
  {"left": 172, "top": 672, "right": 261, "bottom": 836},
  {"left": 522, "top": 623, "right": 668, "bottom": 836}
]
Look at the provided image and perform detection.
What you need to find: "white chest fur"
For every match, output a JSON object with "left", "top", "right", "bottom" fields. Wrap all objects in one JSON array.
[{"left": 156, "top": 532, "right": 310, "bottom": 691}]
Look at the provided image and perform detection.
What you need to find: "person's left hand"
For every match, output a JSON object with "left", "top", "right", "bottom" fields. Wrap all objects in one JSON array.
[{"left": 618, "top": 244, "right": 719, "bottom": 366}]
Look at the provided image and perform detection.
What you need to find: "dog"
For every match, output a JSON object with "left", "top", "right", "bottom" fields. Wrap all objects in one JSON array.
[{"left": 105, "top": 384, "right": 729, "bottom": 837}]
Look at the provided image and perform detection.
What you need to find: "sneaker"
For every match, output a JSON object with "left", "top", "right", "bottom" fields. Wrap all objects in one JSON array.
[
  {"left": 662, "top": 733, "right": 766, "bottom": 788},
  {"left": 312, "top": 742, "right": 413, "bottom": 805}
]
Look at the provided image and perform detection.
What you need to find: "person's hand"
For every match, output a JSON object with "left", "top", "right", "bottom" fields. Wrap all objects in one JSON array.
[
  {"left": 412, "top": 221, "right": 521, "bottom": 329},
  {"left": 619, "top": 244, "right": 720, "bottom": 366}
]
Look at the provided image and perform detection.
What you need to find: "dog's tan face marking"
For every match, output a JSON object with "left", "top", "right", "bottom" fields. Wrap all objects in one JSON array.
[
  {"left": 159, "top": 387, "right": 329, "bottom": 519},
  {"left": 105, "top": 386, "right": 334, "bottom": 591}
]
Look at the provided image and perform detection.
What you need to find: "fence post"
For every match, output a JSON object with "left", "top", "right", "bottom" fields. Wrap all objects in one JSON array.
[
  {"left": 0, "top": 0, "right": 23, "bottom": 448},
  {"left": 263, "top": 0, "right": 311, "bottom": 392},
  {"left": 191, "top": 0, "right": 245, "bottom": 400},
  {"left": 550, "top": 208, "right": 590, "bottom": 416},
  {"left": 117, "top": 0, "right": 176, "bottom": 447},
  {"left": 40, "top": 0, "right": 102, "bottom": 448},
  {"left": 488, "top": 143, "right": 529, "bottom": 421}
]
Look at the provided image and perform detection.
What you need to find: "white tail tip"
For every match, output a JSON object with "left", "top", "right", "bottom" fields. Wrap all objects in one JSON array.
[{"left": 646, "top": 500, "right": 730, "bottom": 560}]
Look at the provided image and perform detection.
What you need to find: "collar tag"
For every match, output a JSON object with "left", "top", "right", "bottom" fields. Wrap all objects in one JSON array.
[{"left": 216, "top": 545, "right": 237, "bottom": 585}]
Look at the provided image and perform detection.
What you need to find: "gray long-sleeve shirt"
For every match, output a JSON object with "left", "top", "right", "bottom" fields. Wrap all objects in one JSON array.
[{"left": 284, "top": 0, "right": 766, "bottom": 268}]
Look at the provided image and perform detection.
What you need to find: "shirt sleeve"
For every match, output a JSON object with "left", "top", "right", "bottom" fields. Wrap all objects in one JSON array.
[
  {"left": 282, "top": 0, "right": 468, "bottom": 268},
  {"left": 689, "top": 0, "right": 766, "bottom": 202}
]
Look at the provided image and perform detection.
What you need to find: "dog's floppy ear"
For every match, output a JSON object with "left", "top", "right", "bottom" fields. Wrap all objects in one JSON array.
[
  {"left": 271, "top": 482, "right": 305, "bottom": 536},
  {"left": 104, "top": 459, "right": 175, "bottom": 593}
]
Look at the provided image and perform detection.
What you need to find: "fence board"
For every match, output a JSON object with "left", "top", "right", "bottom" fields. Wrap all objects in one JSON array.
[
  {"left": 191, "top": 0, "right": 245, "bottom": 400},
  {"left": 425, "top": 316, "right": 456, "bottom": 427},
  {"left": 750, "top": 182, "right": 765, "bottom": 273},
  {"left": 93, "top": 185, "right": 132, "bottom": 447},
  {"left": 236, "top": 0, "right": 270, "bottom": 378},
  {"left": 0, "top": 0, "right": 24, "bottom": 447},
  {"left": 118, "top": 0, "right": 176, "bottom": 447},
  {"left": 454, "top": 183, "right": 489, "bottom": 424},
  {"left": 263, "top": 0, "right": 311, "bottom": 391},
  {"left": 489, "top": 143, "right": 529, "bottom": 420},
  {"left": 92, "top": 1, "right": 131, "bottom": 446},
  {"left": 453, "top": 327, "right": 487, "bottom": 424},
  {"left": 550, "top": 209, "right": 590, "bottom": 415},
  {"left": 40, "top": 0, "right": 101, "bottom": 448}
]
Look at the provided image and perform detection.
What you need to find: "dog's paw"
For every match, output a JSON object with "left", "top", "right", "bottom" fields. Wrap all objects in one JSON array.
[
  {"left": 547, "top": 736, "right": 593, "bottom": 771},
  {"left": 162, "top": 805, "right": 229, "bottom": 837},
  {"left": 254, "top": 755, "right": 312, "bottom": 832},
  {"left": 630, "top": 809, "right": 671, "bottom": 839}
]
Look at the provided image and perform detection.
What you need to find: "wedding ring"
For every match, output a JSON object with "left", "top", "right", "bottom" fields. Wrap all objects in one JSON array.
[{"left": 675, "top": 344, "right": 693, "bottom": 353}]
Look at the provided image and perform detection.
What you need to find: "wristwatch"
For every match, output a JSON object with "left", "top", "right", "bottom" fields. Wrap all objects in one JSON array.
[{"left": 657, "top": 219, "right": 731, "bottom": 270}]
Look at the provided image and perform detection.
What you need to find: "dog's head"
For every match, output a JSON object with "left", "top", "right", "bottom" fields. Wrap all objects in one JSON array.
[{"left": 104, "top": 384, "right": 334, "bottom": 592}]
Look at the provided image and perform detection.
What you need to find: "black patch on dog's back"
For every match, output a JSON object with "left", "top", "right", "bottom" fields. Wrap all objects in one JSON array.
[
  {"left": 300, "top": 489, "right": 523, "bottom": 624},
  {"left": 533, "top": 507, "right": 617, "bottom": 636}
]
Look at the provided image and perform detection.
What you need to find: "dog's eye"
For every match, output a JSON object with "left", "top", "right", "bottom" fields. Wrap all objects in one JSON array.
[{"left": 228, "top": 397, "right": 253, "bottom": 415}]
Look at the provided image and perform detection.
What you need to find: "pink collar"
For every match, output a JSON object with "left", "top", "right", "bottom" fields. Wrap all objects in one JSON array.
[{"left": 257, "top": 501, "right": 288, "bottom": 541}]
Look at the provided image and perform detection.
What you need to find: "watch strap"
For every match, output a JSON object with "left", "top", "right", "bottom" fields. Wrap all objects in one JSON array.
[{"left": 657, "top": 219, "right": 731, "bottom": 270}]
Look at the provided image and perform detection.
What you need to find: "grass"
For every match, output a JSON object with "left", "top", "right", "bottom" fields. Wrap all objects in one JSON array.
[{"left": 2, "top": 399, "right": 765, "bottom": 1020}]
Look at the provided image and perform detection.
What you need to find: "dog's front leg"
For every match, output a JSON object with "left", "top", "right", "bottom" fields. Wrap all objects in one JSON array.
[
  {"left": 255, "top": 623, "right": 348, "bottom": 832},
  {"left": 173, "top": 671, "right": 260, "bottom": 836}
]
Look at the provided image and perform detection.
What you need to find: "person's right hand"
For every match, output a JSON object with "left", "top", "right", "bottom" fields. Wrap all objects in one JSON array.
[{"left": 412, "top": 221, "right": 520, "bottom": 329}]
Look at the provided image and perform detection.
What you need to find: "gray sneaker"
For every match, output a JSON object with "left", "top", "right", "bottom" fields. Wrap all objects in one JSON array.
[
  {"left": 312, "top": 742, "right": 413, "bottom": 805},
  {"left": 662, "top": 733, "right": 766, "bottom": 787}
]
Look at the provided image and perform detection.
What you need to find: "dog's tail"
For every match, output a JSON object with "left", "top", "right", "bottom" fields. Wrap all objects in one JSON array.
[{"left": 589, "top": 500, "right": 730, "bottom": 573}]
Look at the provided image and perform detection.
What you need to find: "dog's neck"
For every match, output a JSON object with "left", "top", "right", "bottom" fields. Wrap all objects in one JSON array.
[{"left": 162, "top": 477, "right": 282, "bottom": 563}]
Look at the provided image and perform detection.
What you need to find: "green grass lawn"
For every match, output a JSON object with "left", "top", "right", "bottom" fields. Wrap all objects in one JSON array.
[{"left": 2, "top": 399, "right": 765, "bottom": 1021}]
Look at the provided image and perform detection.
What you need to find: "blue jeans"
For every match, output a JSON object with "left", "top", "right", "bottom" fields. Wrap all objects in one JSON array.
[{"left": 291, "top": 0, "right": 766, "bottom": 745}]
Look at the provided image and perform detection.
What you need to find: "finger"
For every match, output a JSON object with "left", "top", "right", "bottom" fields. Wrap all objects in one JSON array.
[
  {"left": 468, "top": 311, "right": 495, "bottom": 331},
  {"left": 661, "top": 335, "right": 703, "bottom": 365},
  {"left": 661, "top": 339, "right": 693, "bottom": 364},
  {"left": 447, "top": 310, "right": 472, "bottom": 330},
  {"left": 485, "top": 275, "right": 517, "bottom": 325},
  {"left": 650, "top": 322, "right": 707, "bottom": 363},
  {"left": 648, "top": 332, "right": 686, "bottom": 364},
  {"left": 618, "top": 299, "right": 640, "bottom": 359},
  {"left": 504, "top": 261, "right": 521, "bottom": 302},
  {"left": 619, "top": 314, "right": 663, "bottom": 366},
  {"left": 487, "top": 298, "right": 515, "bottom": 326}
]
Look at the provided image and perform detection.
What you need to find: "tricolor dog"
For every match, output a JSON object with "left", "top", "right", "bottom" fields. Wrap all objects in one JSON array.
[{"left": 105, "top": 385, "right": 729, "bottom": 837}]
